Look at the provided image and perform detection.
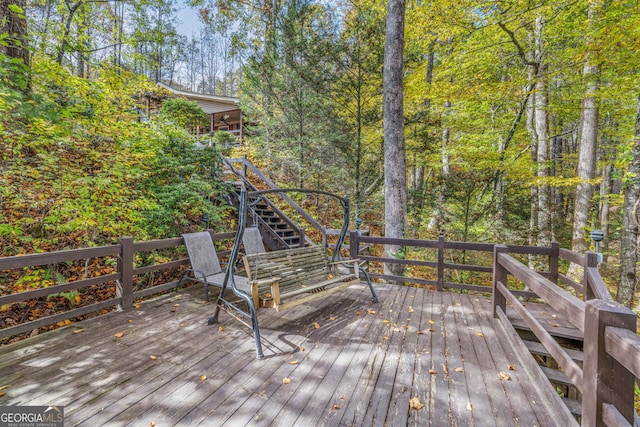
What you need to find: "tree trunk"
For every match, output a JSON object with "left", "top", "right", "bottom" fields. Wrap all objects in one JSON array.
[
  {"left": 618, "top": 94, "right": 640, "bottom": 307},
  {"left": 382, "top": 0, "right": 406, "bottom": 281},
  {"left": 569, "top": 0, "right": 601, "bottom": 279},
  {"left": 0, "top": 0, "right": 30, "bottom": 93},
  {"left": 534, "top": 16, "right": 551, "bottom": 247}
]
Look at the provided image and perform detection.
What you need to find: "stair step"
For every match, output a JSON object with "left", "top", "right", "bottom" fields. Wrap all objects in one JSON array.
[
  {"left": 562, "top": 397, "right": 582, "bottom": 417},
  {"left": 523, "top": 340, "right": 584, "bottom": 363},
  {"left": 540, "top": 365, "right": 574, "bottom": 387}
]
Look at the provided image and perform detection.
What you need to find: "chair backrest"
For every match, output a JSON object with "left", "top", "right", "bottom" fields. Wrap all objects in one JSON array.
[
  {"left": 242, "top": 227, "right": 266, "bottom": 255},
  {"left": 183, "top": 232, "right": 223, "bottom": 276}
]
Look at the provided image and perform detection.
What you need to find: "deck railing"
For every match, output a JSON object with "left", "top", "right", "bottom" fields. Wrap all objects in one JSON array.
[
  {"left": 1, "top": 232, "right": 638, "bottom": 426},
  {"left": 491, "top": 244, "right": 638, "bottom": 427}
]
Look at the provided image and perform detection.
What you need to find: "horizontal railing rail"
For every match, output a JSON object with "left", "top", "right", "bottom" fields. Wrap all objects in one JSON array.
[{"left": 0, "top": 231, "right": 235, "bottom": 341}]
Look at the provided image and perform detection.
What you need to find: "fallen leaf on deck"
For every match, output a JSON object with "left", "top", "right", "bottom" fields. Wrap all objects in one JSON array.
[
  {"left": 340, "top": 395, "right": 345, "bottom": 400},
  {"left": 499, "top": 372, "right": 511, "bottom": 380},
  {"left": 173, "top": 304, "right": 180, "bottom": 307},
  {"left": 289, "top": 360, "right": 299, "bottom": 365},
  {"left": 403, "top": 325, "right": 408, "bottom": 330},
  {"left": 428, "top": 328, "right": 435, "bottom": 332},
  {"left": 150, "top": 355, "right": 157, "bottom": 360},
  {"left": 393, "top": 327, "right": 400, "bottom": 332},
  {"left": 508, "top": 364, "right": 516, "bottom": 371},
  {"left": 383, "top": 319, "right": 390, "bottom": 323},
  {"left": 300, "top": 346, "right": 305, "bottom": 351},
  {"left": 218, "top": 326, "right": 225, "bottom": 332},
  {"left": 327, "top": 275, "right": 334, "bottom": 279},
  {"left": 0, "top": 392, "right": 5, "bottom": 398},
  {"left": 114, "top": 332, "right": 124, "bottom": 338},
  {"left": 383, "top": 336, "right": 389, "bottom": 340},
  {"left": 200, "top": 375, "right": 207, "bottom": 381},
  {"left": 454, "top": 367, "right": 464, "bottom": 372},
  {"left": 127, "top": 320, "right": 133, "bottom": 323},
  {"left": 73, "top": 328, "right": 86, "bottom": 334},
  {"left": 282, "top": 377, "right": 291, "bottom": 384},
  {"left": 314, "top": 322, "right": 320, "bottom": 329},
  {"left": 475, "top": 332, "right": 484, "bottom": 337},
  {"left": 134, "top": 303, "right": 141, "bottom": 309},
  {"left": 409, "top": 397, "right": 424, "bottom": 410},
  {"left": 355, "top": 311, "right": 362, "bottom": 315},
  {"left": 149, "top": 422, "right": 155, "bottom": 427},
  {"left": 334, "top": 404, "right": 341, "bottom": 410},
  {"left": 428, "top": 320, "right": 435, "bottom": 325},
  {"left": 467, "top": 402, "right": 473, "bottom": 410},
  {"left": 550, "top": 322, "right": 559, "bottom": 327},
  {"left": 330, "top": 316, "right": 336, "bottom": 321},
  {"left": 367, "top": 309, "right": 376, "bottom": 315},
  {"left": 429, "top": 369, "right": 437, "bottom": 375},
  {"left": 408, "top": 306, "right": 414, "bottom": 313}
]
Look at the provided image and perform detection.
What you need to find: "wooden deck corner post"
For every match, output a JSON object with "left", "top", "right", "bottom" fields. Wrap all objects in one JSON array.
[
  {"left": 437, "top": 235, "right": 445, "bottom": 292},
  {"left": 298, "top": 228, "right": 305, "bottom": 248},
  {"left": 582, "top": 299, "right": 637, "bottom": 426},
  {"left": 350, "top": 230, "right": 359, "bottom": 260},
  {"left": 117, "top": 236, "right": 134, "bottom": 310},
  {"left": 549, "top": 241, "right": 560, "bottom": 284},
  {"left": 583, "top": 252, "right": 599, "bottom": 301},
  {"left": 492, "top": 244, "right": 508, "bottom": 318}
]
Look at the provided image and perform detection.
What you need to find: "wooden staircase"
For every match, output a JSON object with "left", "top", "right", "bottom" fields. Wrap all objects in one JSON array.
[{"left": 222, "top": 158, "right": 308, "bottom": 251}]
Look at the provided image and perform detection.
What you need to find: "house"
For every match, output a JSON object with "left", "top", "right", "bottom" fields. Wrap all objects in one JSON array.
[{"left": 143, "top": 82, "right": 244, "bottom": 138}]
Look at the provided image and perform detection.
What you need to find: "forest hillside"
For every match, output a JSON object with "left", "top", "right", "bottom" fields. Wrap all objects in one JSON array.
[{"left": 1, "top": 0, "right": 640, "bottom": 308}]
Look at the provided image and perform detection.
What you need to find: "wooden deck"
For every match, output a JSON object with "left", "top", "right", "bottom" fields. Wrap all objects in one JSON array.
[{"left": 0, "top": 283, "right": 575, "bottom": 426}]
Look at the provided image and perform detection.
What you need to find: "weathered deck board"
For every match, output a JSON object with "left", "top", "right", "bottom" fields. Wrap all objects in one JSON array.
[{"left": 0, "top": 283, "right": 576, "bottom": 426}]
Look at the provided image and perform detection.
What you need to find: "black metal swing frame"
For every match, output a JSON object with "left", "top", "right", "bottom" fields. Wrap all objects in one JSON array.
[{"left": 208, "top": 186, "right": 378, "bottom": 360}]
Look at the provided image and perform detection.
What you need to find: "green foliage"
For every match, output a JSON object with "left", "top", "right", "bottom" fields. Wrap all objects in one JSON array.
[
  {"left": 159, "top": 97, "right": 208, "bottom": 130},
  {"left": 0, "top": 55, "right": 231, "bottom": 254}
]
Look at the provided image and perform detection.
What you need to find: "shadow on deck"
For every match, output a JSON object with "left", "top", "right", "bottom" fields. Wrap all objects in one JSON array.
[{"left": 0, "top": 283, "right": 574, "bottom": 426}]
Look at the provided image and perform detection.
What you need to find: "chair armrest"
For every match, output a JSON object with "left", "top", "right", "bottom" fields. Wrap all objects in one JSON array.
[{"left": 249, "top": 277, "right": 280, "bottom": 307}]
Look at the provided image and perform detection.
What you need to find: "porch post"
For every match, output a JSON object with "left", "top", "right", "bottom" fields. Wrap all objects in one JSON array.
[{"left": 582, "top": 299, "right": 636, "bottom": 426}]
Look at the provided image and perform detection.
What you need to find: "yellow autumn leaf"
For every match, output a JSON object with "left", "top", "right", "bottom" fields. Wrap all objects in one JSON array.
[
  {"left": 218, "top": 326, "right": 225, "bottom": 332},
  {"left": 133, "top": 303, "right": 141, "bottom": 309},
  {"left": 383, "top": 319, "right": 390, "bottom": 323},
  {"left": 499, "top": 372, "right": 511, "bottom": 380},
  {"left": 200, "top": 375, "right": 207, "bottom": 381},
  {"left": 408, "top": 306, "right": 414, "bottom": 313},
  {"left": 454, "top": 367, "right": 464, "bottom": 372},
  {"left": 282, "top": 377, "right": 291, "bottom": 384},
  {"left": 367, "top": 309, "right": 376, "bottom": 315},
  {"left": 289, "top": 360, "right": 299, "bottom": 365},
  {"left": 150, "top": 355, "right": 158, "bottom": 361},
  {"left": 429, "top": 369, "right": 437, "bottom": 375},
  {"left": 330, "top": 316, "right": 336, "bottom": 321},
  {"left": 428, "top": 320, "right": 435, "bottom": 324},
  {"left": 114, "top": 332, "right": 124, "bottom": 338},
  {"left": 314, "top": 322, "right": 320, "bottom": 329},
  {"left": 73, "top": 328, "right": 85, "bottom": 334},
  {"left": 409, "top": 397, "right": 424, "bottom": 410},
  {"left": 475, "top": 332, "right": 484, "bottom": 337}
]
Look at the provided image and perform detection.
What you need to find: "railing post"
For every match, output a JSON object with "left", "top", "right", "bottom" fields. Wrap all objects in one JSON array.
[
  {"left": 241, "top": 154, "right": 247, "bottom": 177},
  {"left": 350, "top": 230, "right": 358, "bottom": 260},
  {"left": 492, "top": 244, "right": 508, "bottom": 318},
  {"left": 582, "top": 300, "right": 637, "bottom": 426},
  {"left": 117, "top": 236, "right": 134, "bottom": 310},
  {"left": 583, "top": 251, "right": 598, "bottom": 301},
  {"left": 549, "top": 241, "right": 559, "bottom": 284},
  {"left": 437, "top": 235, "right": 445, "bottom": 292},
  {"left": 299, "top": 228, "right": 306, "bottom": 248}
]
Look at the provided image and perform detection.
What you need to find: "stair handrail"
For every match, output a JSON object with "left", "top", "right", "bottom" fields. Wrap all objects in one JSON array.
[{"left": 224, "top": 157, "right": 326, "bottom": 236}]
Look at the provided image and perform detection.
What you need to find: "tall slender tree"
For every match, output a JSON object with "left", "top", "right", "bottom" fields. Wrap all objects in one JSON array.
[{"left": 382, "top": 0, "right": 406, "bottom": 280}]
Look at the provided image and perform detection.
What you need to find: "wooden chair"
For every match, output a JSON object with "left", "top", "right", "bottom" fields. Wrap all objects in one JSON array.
[{"left": 179, "top": 231, "right": 251, "bottom": 302}]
